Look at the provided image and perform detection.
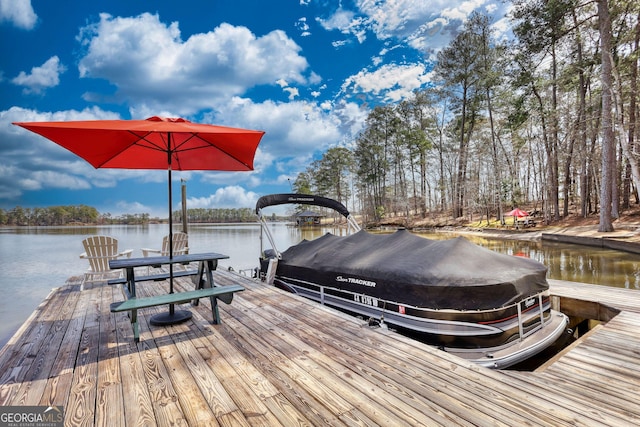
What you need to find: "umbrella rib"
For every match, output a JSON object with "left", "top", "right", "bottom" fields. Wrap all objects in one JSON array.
[
  {"left": 173, "top": 134, "right": 254, "bottom": 169},
  {"left": 197, "top": 138, "right": 254, "bottom": 169},
  {"left": 130, "top": 131, "right": 171, "bottom": 152},
  {"left": 169, "top": 133, "right": 201, "bottom": 169},
  {"left": 90, "top": 131, "right": 168, "bottom": 168}
]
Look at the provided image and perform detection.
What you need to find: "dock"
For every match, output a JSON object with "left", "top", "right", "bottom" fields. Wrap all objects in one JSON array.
[{"left": 1, "top": 270, "right": 640, "bottom": 426}]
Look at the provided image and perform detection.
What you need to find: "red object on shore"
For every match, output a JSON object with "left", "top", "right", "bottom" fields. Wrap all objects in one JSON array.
[{"left": 505, "top": 208, "right": 529, "bottom": 218}]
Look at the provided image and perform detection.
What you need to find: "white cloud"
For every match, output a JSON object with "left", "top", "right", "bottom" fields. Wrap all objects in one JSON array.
[
  {"left": 187, "top": 185, "right": 260, "bottom": 209},
  {"left": 0, "top": 0, "right": 37, "bottom": 30},
  {"left": 317, "top": 8, "right": 368, "bottom": 43},
  {"left": 491, "top": 3, "right": 515, "bottom": 41},
  {"left": 318, "top": 8, "right": 356, "bottom": 32},
  {"left": 330, "top": 100, "right": 369, "bottom": 137},
  {"left": 317, "top": 0, "right": 507, "bottom": 58},
  {"left": 76, "top": 13, "right": 310, "bottom": 116},
  {"left": 441, "top": 0, "right": 487, "bottom": 21},
  {"left": 283, "top": 87, "right": 299, "bottom": 100},
  {"left": 0, "top": 164, "right": 26, "bottom": 198},
  {"left": 12, "top": 56, "right": 67, "bottom": 94},
  {"left": 211, "top": 97, "right": 344, "bottom": 158},
  {"left": 199, "top": 96, "right": 366, "bottom": 188},
  {"left": 296, "top": 17, "right": 311, "bottom": 36},
  {"left": 341, "top": 63, "right": 433, "bottom": 102},
  {"left": 30, "top": 171, "right": 92, "bottom": 190},
  {"left": 114, "top": 200, "right": 161, "bottom": 217},
  {"left": 0, "top": 106, "right": 121, "bottom": 199},
  {"left": 356, "top": 0, "right": 465, "bottom": 39},
  {"left": 331, "top": 39, "right": 349, "bottom": 48}
]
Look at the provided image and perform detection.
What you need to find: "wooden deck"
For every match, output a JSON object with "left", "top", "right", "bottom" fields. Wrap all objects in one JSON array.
[{"left": 1, "top": 270, "right": 640, "bottom": 426}]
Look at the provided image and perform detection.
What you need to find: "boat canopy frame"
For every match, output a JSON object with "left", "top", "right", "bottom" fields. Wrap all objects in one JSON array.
[{"left": 256, "top": 193, "right": 361, "bottom": 258}]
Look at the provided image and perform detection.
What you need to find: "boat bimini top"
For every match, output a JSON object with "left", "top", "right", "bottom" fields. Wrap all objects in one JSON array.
[{"left": 255, "top": 193, "right": 360, "bottom": 258}]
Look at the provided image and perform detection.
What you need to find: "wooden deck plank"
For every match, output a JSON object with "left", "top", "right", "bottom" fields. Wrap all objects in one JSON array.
[
  {"left": 256, "top": 393, "right": 313, "bottom": 427},
  {"left": 268, "top": 306, "right": 505, "bottom": 427},
  {"left": 162, "top": 295, "right": 279, "bottom": 426},
  {"left": 212, "top": 274, "right": 640, "bottom": 423},
  {"left": 166, "top": 329, "right": 234, "bottom": 425},
  {"left": 135, "top": 277, "right": 292, "bottom": 427},
  {"left": 134, "top": 281, "right": 219, "bottom": 427},
  {"left": 508, "top": 366, "right": 640, "bottom": 425},
  {"left": 95, "top": 284, "right": 125, "bottom": 427},
  {"left": 238, "top": 297, "right": 485, "bottom": 426},
  {"left": 504, "top": 370, "right": 639, "bottom": 427},
  {"left": 549, "top": 279, "right": 640, "bottom": 312},
  {"left": 66, "top": 284, "right": 100, "bottom": 427},
  {"left": 245, "top": 280, "right": 636, "bottom": 426},
  {"left": 0, "top": 285, "right": 78, "bottom": 406},
  {"left": 39, "top": 286, "right": 87, "bottom": 408},
  {"left": 0, "top": 285, "right": 76, "bottom": 404},
  {"left": 129, "top": 282, "right": 191, "bottom": 426},
  {"left": 235, "top": 284, "right": 576, "bottom": 424},
  {"left": 222, "top": 314, "right": 356, "bottom": 419},
  {"left": 113, "top": 310, "right": 157, "bottom": 427},
  {"left": 255, "top": 293, "right": 551, "bottom": 426},
  {"left": 2, "top": 270, "right": 640, "bottom": 426},
  {"left": 503, "top": 317, "right": 640, "bottom": 426},
  {"left": 149, "top": 317, "right": 220, "bottom": 426},
  {"left": 204, "top": 284, "right": 350, "bottom": 426},
  {"left": 148, "top": 281, "right": 316, "bottom": 426},
  {"left": 218, "top": 300, "right": 398, "bottom": 426},
  {"left": 216, "top": 320, "right": 341, "bottom": 426}
]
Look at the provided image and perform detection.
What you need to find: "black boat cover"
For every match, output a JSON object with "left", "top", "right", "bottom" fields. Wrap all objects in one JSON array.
[{"left": 277, "top": 230, "right": 549, "bottom": 310}]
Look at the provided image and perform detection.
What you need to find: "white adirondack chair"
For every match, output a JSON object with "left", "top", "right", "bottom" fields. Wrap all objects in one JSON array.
[
  {"left": 80, "top": 235, "right": 133, "bottom": 289},
  {"left": 141, "top": 232, "right": 189, "bottom": 257},
  {"left": 141, "top": 232, "right": 189, "bottom": 273}
]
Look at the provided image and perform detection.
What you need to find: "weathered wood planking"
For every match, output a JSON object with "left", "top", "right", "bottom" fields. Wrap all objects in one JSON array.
[
  {"left": 549, "top": 278, "right": 640, "bottom": 314},
  {"left": 0, "top": 270, "right": 639, "bottom": 426}
]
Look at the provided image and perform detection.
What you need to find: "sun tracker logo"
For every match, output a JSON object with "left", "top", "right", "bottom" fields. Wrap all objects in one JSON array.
[
  {"left": 336, "top": 275, "right": 376, "bottom": 287},
  {"left": 0, "top": 406, "right": 63, "bottom": 427}
]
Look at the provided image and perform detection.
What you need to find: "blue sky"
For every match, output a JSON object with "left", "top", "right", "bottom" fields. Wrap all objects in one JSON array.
[{"left": 0, "top": 0, "right": 512, "bottom": 218}]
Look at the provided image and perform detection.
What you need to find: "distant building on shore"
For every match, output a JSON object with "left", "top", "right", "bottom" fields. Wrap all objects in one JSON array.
[{"left": 295, "top": 210, "right": 324, "bottom": 226}]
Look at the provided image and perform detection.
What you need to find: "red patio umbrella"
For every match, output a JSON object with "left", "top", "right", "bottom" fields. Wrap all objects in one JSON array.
[
  {"left": 14, "top": 116, "right": 265, "bottom": 324},
  {"left": 505, "top": 208, "right": 529, "bottom": 218}
]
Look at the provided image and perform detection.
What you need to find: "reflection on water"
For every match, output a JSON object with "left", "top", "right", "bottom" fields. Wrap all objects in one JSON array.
[
  {"left": 413, "top": 231, "right": 640, "bottom": 290},
  {"left": 254, "top": 225, "right": 640, "bottom": 290},
  {"left": 2, "top": 223, "right": 640, "bottom": 347}
]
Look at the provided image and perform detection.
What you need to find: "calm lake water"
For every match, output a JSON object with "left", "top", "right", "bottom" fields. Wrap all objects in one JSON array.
[{"left": 1, "top": 223, "right": 639, "bottom": 347}]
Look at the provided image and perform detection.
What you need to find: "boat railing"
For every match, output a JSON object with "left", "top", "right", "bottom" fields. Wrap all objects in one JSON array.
[
  {"left": 518, "top": 293, "right": 547, "bottom": 341},
  {"left": 258, "top": 213, "right": 282, "bottom": 259},
  {"left": 257, "top": 209, "right": 360, "bottom": 259}
]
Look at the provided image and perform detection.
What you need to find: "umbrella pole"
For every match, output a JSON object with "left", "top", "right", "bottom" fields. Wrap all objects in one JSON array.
[
  {"left": 169, "top": 165, "right": 174, "bottom": 305},
  {"left": 150, "top": 140, "right": 192, "bottom": 326}
]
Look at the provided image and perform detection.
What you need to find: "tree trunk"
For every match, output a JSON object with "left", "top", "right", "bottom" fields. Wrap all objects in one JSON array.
[
  {"left": 598, "top": 0, "right": 615, "bottom": 232},
  {"left": 454, "top": 86, "right": 469, "bottom": 219},
  {"left": 621, "top": 12, "right": 640, "bottom": 208}
]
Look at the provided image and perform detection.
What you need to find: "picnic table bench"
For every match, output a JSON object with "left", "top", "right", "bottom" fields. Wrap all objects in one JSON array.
[
  {"left": 108, "top": 268, "right": 198, "bottom": 285},
  {"left": 109, "top": 252, "right": 243, "bottom": 342},
  {"left": 516, "top": 217, "right": 536, "bottom": 228}
]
